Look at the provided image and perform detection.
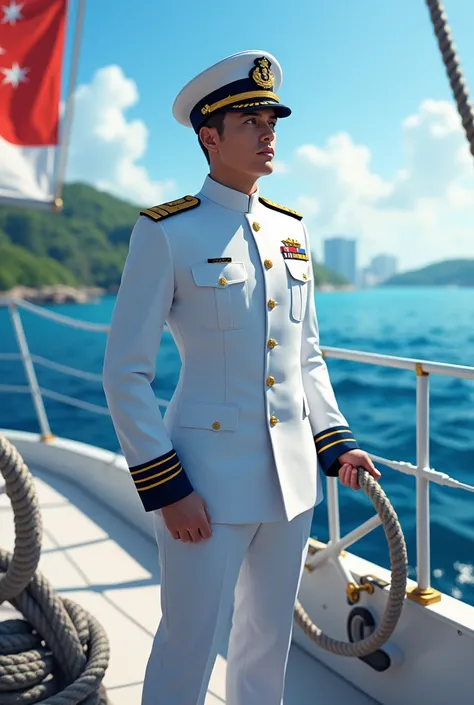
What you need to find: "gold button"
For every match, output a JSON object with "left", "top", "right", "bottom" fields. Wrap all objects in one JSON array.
[
  {"left": 267, "top": 338, "right": 277, "bottom": 350},
  {"left": 303, "top": 273, "right": 307, "bottom": 280},
  {"left": 218, "top": 277, "right": 227, "bottom": 286},
  {"left": 252, "top": 222, "right": 261, "bottom": 232},
  {"left": 270, "top": 415, "right": 279, "bottom": 427},
  {"left": 268, "top": 299, "right": 276, "bottom": 310},
  {"left": 212, "top": 421, "right": 221, "bottom": 431},
  {"left": 266, "top": 376, "right": 275, "bottom": 387},
  {"left": 264, "top": 259, "right": 273, "bottom": 270}
]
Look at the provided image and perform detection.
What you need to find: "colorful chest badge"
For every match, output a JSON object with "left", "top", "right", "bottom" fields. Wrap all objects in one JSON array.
[{"left": 280, "top": 238, "right": 309, "bottom": 261}]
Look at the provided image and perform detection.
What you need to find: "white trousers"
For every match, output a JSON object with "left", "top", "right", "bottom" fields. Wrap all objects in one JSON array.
[{"left": 141, "top": 508, "right": 313, "bottom": 705}]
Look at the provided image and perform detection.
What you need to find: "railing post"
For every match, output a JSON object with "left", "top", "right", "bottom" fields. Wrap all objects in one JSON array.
[
  {"left": 407, "top": 364, "right": 441, "bottom": 605},
  {"left": 8, "top": 303, "right": 54, "bottom": 442},
  {"left": 326, "top": 477, "right": 341, "bottom": 544}
]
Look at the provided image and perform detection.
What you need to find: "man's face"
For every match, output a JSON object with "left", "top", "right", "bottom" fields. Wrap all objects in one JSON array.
[{"left": 205, "top": 109, "right": 278, "bottom": 178}]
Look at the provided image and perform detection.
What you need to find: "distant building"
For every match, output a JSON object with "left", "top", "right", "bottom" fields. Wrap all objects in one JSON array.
[
  {"left": 358, "top": 255, "right": 398, "bottom": 288},
  {"left": 370, "top": 254, "right": 398, "bottom": 282},
  {"left": 323, "top": 237, "right": 357, "bottom": 284}
]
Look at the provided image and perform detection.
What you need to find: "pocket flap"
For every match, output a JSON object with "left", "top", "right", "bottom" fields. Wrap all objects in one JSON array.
[
  {"left": 178, "top": 401, "right": 239, "bottom": 431},
  {"left": 191, "top": 261, "right": 247, "bottom": 287},
  {"left": 284, "top": 258, "right": 311, "bottom": 283}
]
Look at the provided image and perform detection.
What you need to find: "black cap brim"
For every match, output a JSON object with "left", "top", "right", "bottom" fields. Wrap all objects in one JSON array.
[{"left": 224, "top": 102, "right": 292, "bottom": 118}]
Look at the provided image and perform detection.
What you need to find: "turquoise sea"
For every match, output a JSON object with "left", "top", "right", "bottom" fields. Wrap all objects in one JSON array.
[{"left": 1, "top": 287, "right": 474, "bottom": 605}]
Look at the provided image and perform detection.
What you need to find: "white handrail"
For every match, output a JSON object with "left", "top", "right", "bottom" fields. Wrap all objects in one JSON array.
[
  {"left": 2, "top": 297, "right": 474, "bottom": 602},
  {"left": 322, "top": 345, "right": 474, "bottom": 380},
  {"left": 29, "top": 355, "right": 104, "bottom": 383},
  {"left": 0, "top": 298, "right": 110, "bottom": 332}
]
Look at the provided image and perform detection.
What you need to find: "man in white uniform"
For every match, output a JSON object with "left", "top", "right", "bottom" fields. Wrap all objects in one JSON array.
[{"left": 102, "top": 50, "right": 380, "bottom": 705}]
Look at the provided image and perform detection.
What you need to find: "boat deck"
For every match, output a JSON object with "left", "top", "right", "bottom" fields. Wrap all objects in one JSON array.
[{"left": 0, "top": 467, "right": 377, "bottom": 704}]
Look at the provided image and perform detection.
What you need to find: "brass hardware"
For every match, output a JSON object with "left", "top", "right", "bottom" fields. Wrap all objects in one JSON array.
[
  {"left": 267, "top": 338, "right": 277, "bottom": 349},
  {"left": 212, "top": 421, "right": 221, "bottom": 431},
  {"left": 266, "top": 376, "right": 275, "bottom": 387},
  {"left": 40, "top": 433, "right": 56, "bottom": 443},
  {"left": 415, "top": 362, "right": 428, "bottom": 377},
  {"left": 268, "top": 299, "right": 276, "bottom": 309},
  {"left": 252, "top": 222, "right": 261, "bottom": 232},
  {"left": 406, "top": 586, "right": 442, "bottom": 605},
  {"left": 218, "top": 277, "right": 227, "bottom": 286},
  {"left": 347, "top": 580, "right": 375, "bottom": 603},
  {"left": 270, "top": 415, "right": 279, "bottom": 427},
  {"left": 264, "top": 259, "right": 273, "bottom": 269}
]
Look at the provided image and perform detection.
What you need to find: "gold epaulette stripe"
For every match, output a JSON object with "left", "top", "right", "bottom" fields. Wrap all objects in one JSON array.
[
  {"left": 133, "top": 460, "right": 181, "bottom": 485},
  {"left": 314, "top": 429, "right": 352, "bottom": 444},
  {"left": 140, "top": 195, "right": 200, "bottom": 222},
  {"left": 318, "top": 438, "right": 357, "bottom": 454},
  {"left": 259, "top": 196, "right": 303, "bottom": 220},
  {"left": 130, "top": 452, "right": 177, "bottom": 476},
  {"left": 137, "top": 467, "right": 183, "bottom": 492}
]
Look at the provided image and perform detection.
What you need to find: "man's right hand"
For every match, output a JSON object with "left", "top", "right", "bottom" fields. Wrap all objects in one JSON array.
[{"left": 159, "top": 491, "right": 212, "bottom": 543}]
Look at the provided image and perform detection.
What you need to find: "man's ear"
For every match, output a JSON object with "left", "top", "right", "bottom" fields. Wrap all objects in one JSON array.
[{"left": 199, "top": 126, "right": 219, "bottom": 155}]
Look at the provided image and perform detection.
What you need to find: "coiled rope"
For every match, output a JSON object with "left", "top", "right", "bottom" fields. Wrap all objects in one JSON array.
[
  {"left": 425, "top": 0, "right": 474, "bottom": 159},
  {"left": 293, "top": 467, "right": 408, "bottom": 656},
  {"left": 0, "top": 433, "right": 110, "bottom": 704}
]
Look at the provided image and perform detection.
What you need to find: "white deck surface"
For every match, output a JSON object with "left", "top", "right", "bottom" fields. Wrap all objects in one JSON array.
[{"left": 0, "top": 467, "right": 377, "bottom": 705}]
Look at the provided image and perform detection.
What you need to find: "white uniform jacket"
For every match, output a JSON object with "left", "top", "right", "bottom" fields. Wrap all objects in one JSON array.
[{"left": 103, "top": 176, "right": 359, "bottom": 523}]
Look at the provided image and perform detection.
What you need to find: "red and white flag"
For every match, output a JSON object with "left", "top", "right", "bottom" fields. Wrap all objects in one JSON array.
[{"left": 0, "top": 0, "right": 68, "bottom": 208}]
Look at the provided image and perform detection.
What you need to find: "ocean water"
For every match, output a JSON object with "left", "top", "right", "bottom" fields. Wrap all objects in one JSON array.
[{"left": 1, "top": 287, "right": 474, "bottom": 606}]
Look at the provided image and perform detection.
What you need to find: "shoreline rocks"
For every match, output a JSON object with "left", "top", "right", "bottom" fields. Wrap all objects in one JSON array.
[{"left": 0, "top": 285, "right": 106, "bottom": 304}]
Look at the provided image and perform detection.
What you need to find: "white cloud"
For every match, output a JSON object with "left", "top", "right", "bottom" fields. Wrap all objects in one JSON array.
[
  {"left": 292, "top": 99, "right": 474, "bottom": 270},
  {"left": 65, "top": 65, "right": 175, "bottom": 205}
]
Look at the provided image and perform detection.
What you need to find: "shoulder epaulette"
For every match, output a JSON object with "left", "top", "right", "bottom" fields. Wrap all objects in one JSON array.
[
  {"left": 140, "top": 195, "right": 200, "bottom": 222},
  {"left": 259, "top": 196, "right": 303, "bottom": 220}
]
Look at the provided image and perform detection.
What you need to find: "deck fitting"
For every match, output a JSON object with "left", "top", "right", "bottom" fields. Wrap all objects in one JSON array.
[{"left": 406, "top": 586, "right": 442, "bottom": 605}]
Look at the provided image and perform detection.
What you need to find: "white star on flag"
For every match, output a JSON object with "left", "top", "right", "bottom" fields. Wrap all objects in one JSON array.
[
  {"left": 2, "top": 62, "right": 29, "bottom": 87},
  {"left": 1, "top": 1, "right": 24, "bottom": 25},
  {"left": 0, "top": 47, "right": 6, "bottom": 56}
]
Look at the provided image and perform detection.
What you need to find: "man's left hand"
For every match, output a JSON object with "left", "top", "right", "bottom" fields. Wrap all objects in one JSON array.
[{"left": 337, "top": 449, "right": 381, "bottom": 491}]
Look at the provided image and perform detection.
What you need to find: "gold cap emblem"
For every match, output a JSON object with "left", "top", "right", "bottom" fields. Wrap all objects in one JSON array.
[{"left": 251, "top": 57, "right": 274, "bottom": 90}]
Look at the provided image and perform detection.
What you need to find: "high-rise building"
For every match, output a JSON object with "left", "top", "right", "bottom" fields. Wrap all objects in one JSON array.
[
  {"left": 323, "top": 237, "right": 357, "bottom": 284},
  {"left": 370, "top": 254, "right": 398, "bottom": 282}
]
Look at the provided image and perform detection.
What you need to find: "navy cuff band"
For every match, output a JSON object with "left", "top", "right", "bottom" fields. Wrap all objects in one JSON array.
[
  {"left": 314, "top": 426, "right": 359, "bottom": 477},
  {"left": 129, "top": 449, "right": 194, "bottom": 511}
]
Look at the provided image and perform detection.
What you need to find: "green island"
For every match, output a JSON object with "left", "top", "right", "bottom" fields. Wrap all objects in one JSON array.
[
  {"left": 0, "top": 183, "right": 348, "bottom": 302},
  {"left": 382, "top": 260, "right": 474, "bottom": 287}
]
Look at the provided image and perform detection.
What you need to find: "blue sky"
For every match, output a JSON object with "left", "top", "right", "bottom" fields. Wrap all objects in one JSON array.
[{"left": 61, "top": 0, "right": 474, "bottom": 270}]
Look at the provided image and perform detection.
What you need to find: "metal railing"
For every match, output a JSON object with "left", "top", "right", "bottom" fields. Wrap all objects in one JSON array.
[{"left": 1, "top": 297, "right": 474, "bottom": 604}]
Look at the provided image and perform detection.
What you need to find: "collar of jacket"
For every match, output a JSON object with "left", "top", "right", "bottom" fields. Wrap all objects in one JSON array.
[{"left": 199, "top": 174, "right": 260, "bottom": 214}]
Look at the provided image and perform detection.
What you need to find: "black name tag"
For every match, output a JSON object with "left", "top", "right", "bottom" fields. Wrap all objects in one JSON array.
[{"left": 208, "top": 257, "right": 232, "bottom": 263}]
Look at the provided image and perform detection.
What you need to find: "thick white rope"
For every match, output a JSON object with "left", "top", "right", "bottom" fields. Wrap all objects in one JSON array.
[{"left": 294, "top": 468, "right": 408, "bottom": 656}]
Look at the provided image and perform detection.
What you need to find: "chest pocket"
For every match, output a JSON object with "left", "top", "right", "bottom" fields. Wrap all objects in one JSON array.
[
  {"left": 191, "top": 261, "right": 249, "bottom": 330},
  {"left": 284, "top": 258, "right": 311, "bottom": 322}
]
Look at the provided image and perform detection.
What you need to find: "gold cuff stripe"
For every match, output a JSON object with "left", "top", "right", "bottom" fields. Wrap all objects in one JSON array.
[
  {"left": 133, "top": 460, "right": 181, "bottom": 485},
  {"left": 137, "top": 467, "right": 183, "bottom": 492},
  {"left": 130, "top": 452, "right": 177, "bottom": 476},
  {"left": 318, "top": 438, "right": 357, "bottom": 454},
  {"left": 315, "top": 429, "right": 352, "bottom": 443},
  {"left": 201, "top": 91, "right": 280, "bottom": 116}
]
